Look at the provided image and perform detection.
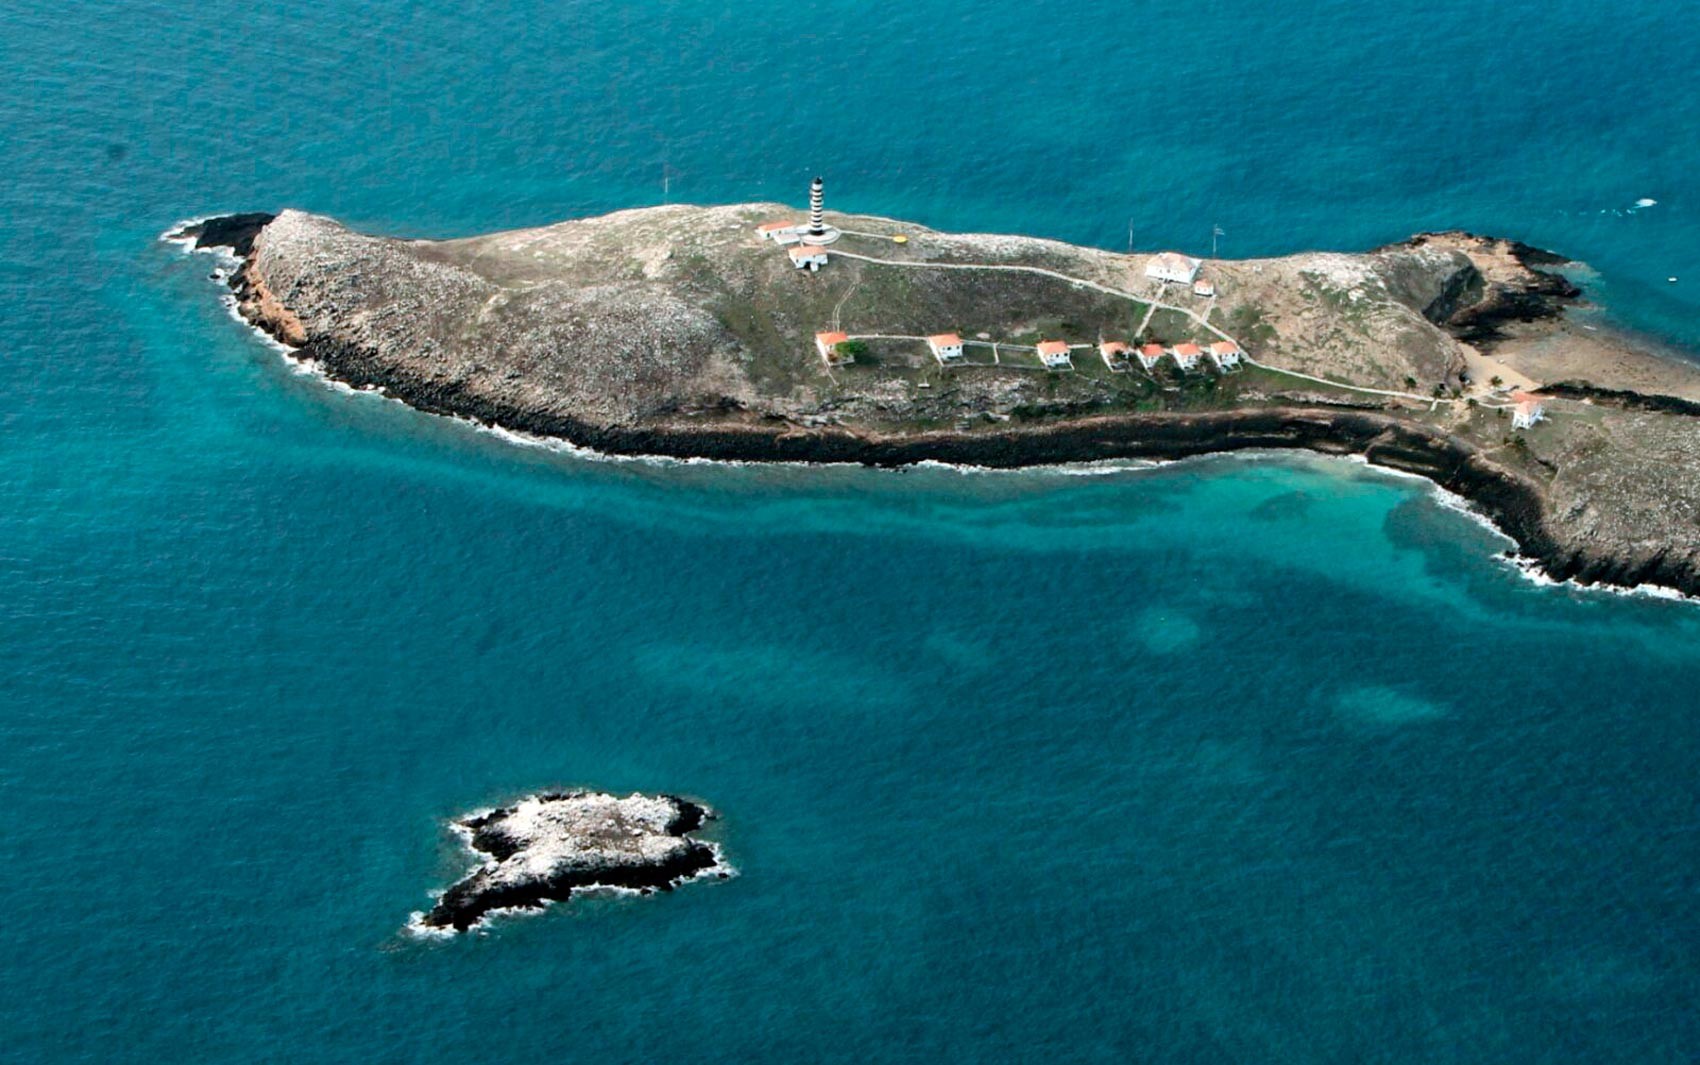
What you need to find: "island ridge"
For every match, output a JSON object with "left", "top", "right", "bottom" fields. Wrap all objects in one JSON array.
[{"left": 173, "top": 201, "right": 1700, "bottom": 597}]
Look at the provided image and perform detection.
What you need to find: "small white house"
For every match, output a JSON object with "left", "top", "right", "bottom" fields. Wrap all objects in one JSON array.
[
  {"left": 756, "top": 220, "right": 803, "bottom": 245},
  {"left": 1171, "top": 342, "right": 1203, "bottom": 371},
  {"left": 1099, "top": 340, "right": 1131, "bottom": 370},
  {"left": 927, "top": 332, "right": 965, "bottom": 363},
  {"left": 1036, "top": 340, "right": 1073, "bottom": 370},
  {"left": 1137, "top": 343, "right": 1167, "bottom": 371},
  {"left": 1511, "top": 392, "right": 1545, "bottom": 430},
  {"left": 1209, "top": 340, "right": 1242, "bottom": 370},
  {"left": 788, "top": 245, "right": 829, "bottom": 271},
  {"left": 1145, "top": 252, "right": 1203, "bottom": 285},
  {"left": 815, "top": 330, "right": 852, "bottom": 366},
  {"left": 1193, "top": 278, "right": 1217, "bottom": 298}
]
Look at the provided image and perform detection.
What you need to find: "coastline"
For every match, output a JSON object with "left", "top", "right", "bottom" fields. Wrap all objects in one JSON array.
[
  {"left": 408, "top": 792, "right": 734, "bottom": 935},
  {"left": 165, "top": 213, "right": 1700, "bottom": 600}
]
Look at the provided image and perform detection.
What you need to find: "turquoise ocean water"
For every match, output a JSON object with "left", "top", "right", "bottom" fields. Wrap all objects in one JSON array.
[{"left": 4, "top": 2, "right": 1699, "bottom": 1060}]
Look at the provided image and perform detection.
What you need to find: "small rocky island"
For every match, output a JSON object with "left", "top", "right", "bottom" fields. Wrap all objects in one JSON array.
[
  {"left": 415, "top": 791, "right": 729, "bottom": 933},
  {"left": 174, "top": 196, "right": 1700, "bottom": 596}
]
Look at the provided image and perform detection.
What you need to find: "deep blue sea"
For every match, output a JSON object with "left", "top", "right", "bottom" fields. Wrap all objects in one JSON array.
[{"left": 4, "top": 2, "right": 1699, "bottom": 1061}]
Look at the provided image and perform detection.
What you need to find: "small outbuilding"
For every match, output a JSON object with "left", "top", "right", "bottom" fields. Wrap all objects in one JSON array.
[
  {"left": 815, "top": 331, "right": 852, "bottom": 366},
  {"left": 1146, "top": 252, "right": 1203, "bottom": 285},
  {"left": 1137, "top": 343, "right": 1167, "bottom": 371},
  {"left": 789, "top": 245, "right": 829, "bottom": 271},
  {"left": 756, "top": 220, "right": 803, "bottom": 245},
  {"left": 1192, "top": 279, "right": 1217, "bottom": 298},
  {"left": 927, "top": 332, "right": 965, "bottom": 363},
  {"left": 1036, "top": 340, "right": 1073, "bottom": 370},
  {"left": 1171, "top": 342, "right": 1203, "bottom": 370},
  {"left": 1511, "top": 391, "right": 1546, "bottom": 430},
  {"left": 1208, "top": 340, "right": 1242, "bottom": 369}
]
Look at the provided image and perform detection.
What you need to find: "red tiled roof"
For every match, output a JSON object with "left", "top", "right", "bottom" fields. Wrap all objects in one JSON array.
[
  {"left": 757, "top": 220, "right": 798, "bottom": 231},
  {"left": 927, "top": 333, "right": 963, "bottom": 346},
  {"left": 816, "top": 331, "right": 849, "bottom": 346},
  {"left": 1036, "top": 340, "right": 1070, "bottom": 355},
  {"left": 1210, "top": 341, "right": 1239, "bottom": 354},
  {"left": 1141, "top": 344, "right": 1166, "bottom": 357},
  {"left": 1174, "top": 343, "right": 1203, "bottom": 356},
  {"left": 789, "top": 244, "right": 828, "bottom": 259},
  {"left": 1100, "top": 341, "right": 1130, "bottom": 353}
]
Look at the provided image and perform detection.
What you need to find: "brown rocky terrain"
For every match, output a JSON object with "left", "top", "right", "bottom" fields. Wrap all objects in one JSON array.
[{"left": 173, "top": 206, "right": 1700, "bottom": 596}]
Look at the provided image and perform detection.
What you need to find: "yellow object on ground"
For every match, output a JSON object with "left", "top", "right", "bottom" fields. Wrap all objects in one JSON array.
[{"left": 892, "top": 234, "right": 908, "bottom": 244}]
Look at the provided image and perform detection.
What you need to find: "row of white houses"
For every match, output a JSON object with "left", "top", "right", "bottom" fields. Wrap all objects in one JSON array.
[
  {"left": 1120, "top": 340, "right": 1242, "bottom": 372},
  {"left": 813, "top": 330, "right": 1243, "bottom": 373},
  {"left": 1100, "top": 340, "right": 1243, "bottom": 372}
]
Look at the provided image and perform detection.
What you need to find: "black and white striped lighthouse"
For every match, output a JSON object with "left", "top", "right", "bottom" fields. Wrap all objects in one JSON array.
[{"left": 807, "top": 176, "right": 826, "bottom": 235}]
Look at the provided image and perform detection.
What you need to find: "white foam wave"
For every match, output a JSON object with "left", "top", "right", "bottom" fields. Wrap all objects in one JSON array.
[
  {"left": 1329, "top": 455, "right": 1696, "bottom": 604},
  {"left": 161, "top": 218, "right": 245, "bottom": 270},
  {"left": 1338, "top": 454, "right": 1516, "bottom": 545},
  {"left": 1506, "top": 554, "right": 1697, "bottom": 604}
]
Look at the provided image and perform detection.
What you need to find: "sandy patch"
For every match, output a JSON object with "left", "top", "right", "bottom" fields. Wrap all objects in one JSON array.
[
  {"left": 1488, "top": 319, "right": 1700, "bottom": 402},
  {"left": 1333, "top": 684, "right": 1448, "bottom": 728}
]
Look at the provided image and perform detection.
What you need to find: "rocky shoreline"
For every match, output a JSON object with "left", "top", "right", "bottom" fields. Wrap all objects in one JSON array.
[
  {"left": 417, "top": 791, "right": 729, "bottom": 933},
  {"left": 170, "top": 211, "right": 1700, "bottom": 599},
  {"left": 284, "top": 330, "right": 1697, "bottom": 595}
]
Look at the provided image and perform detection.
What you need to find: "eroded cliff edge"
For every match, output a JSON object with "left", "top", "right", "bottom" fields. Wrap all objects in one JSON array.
[{"left": 174, "top": 206, "right": 1700, "bottom": 596}]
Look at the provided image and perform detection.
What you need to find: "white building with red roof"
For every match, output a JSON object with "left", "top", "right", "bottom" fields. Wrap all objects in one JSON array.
[
  {"left": 788, "top": 245, "right": 829, "bottom": 271},
  {"left": 1193, "top": 278, "right": 1217, "bottom": 298},
  {"left": 927, "top": 333, "right": 964, "bottom": 363},
  {"left": 1137, "top": 343, "right": 1167, "bottom": 371},
  {"left": 815, "top": 331, "right": 852, "bottom": 365},
  {"left": 1099, "top": 340, "right": 1131, "bottom": 370},
  {"left": 1036, "top": 340, "right": 1073, "bottom": 369},
  {"left": 1171, "top": 342, "right": 1203, "bottom": 370},
  {"left": 1208, "top": 340, "right": 1242, "bottom": 369},
  {"left": 756, "top": 220, "right": 803, "bottom": 246},
  {"left": 1511, "top": 391, "right": 1546, "bottom": 430},
  {"left": 1145, "top": 252, "right": 1202, "bottom": 285}
]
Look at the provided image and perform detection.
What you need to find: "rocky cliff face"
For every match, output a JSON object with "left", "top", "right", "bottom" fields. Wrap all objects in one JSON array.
[
  {"left": 251, "top": 210, "right": 753, "bottom": 426},
  {"left": 1392, "top": 232, "right": 1583, "bottom": 342}
]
